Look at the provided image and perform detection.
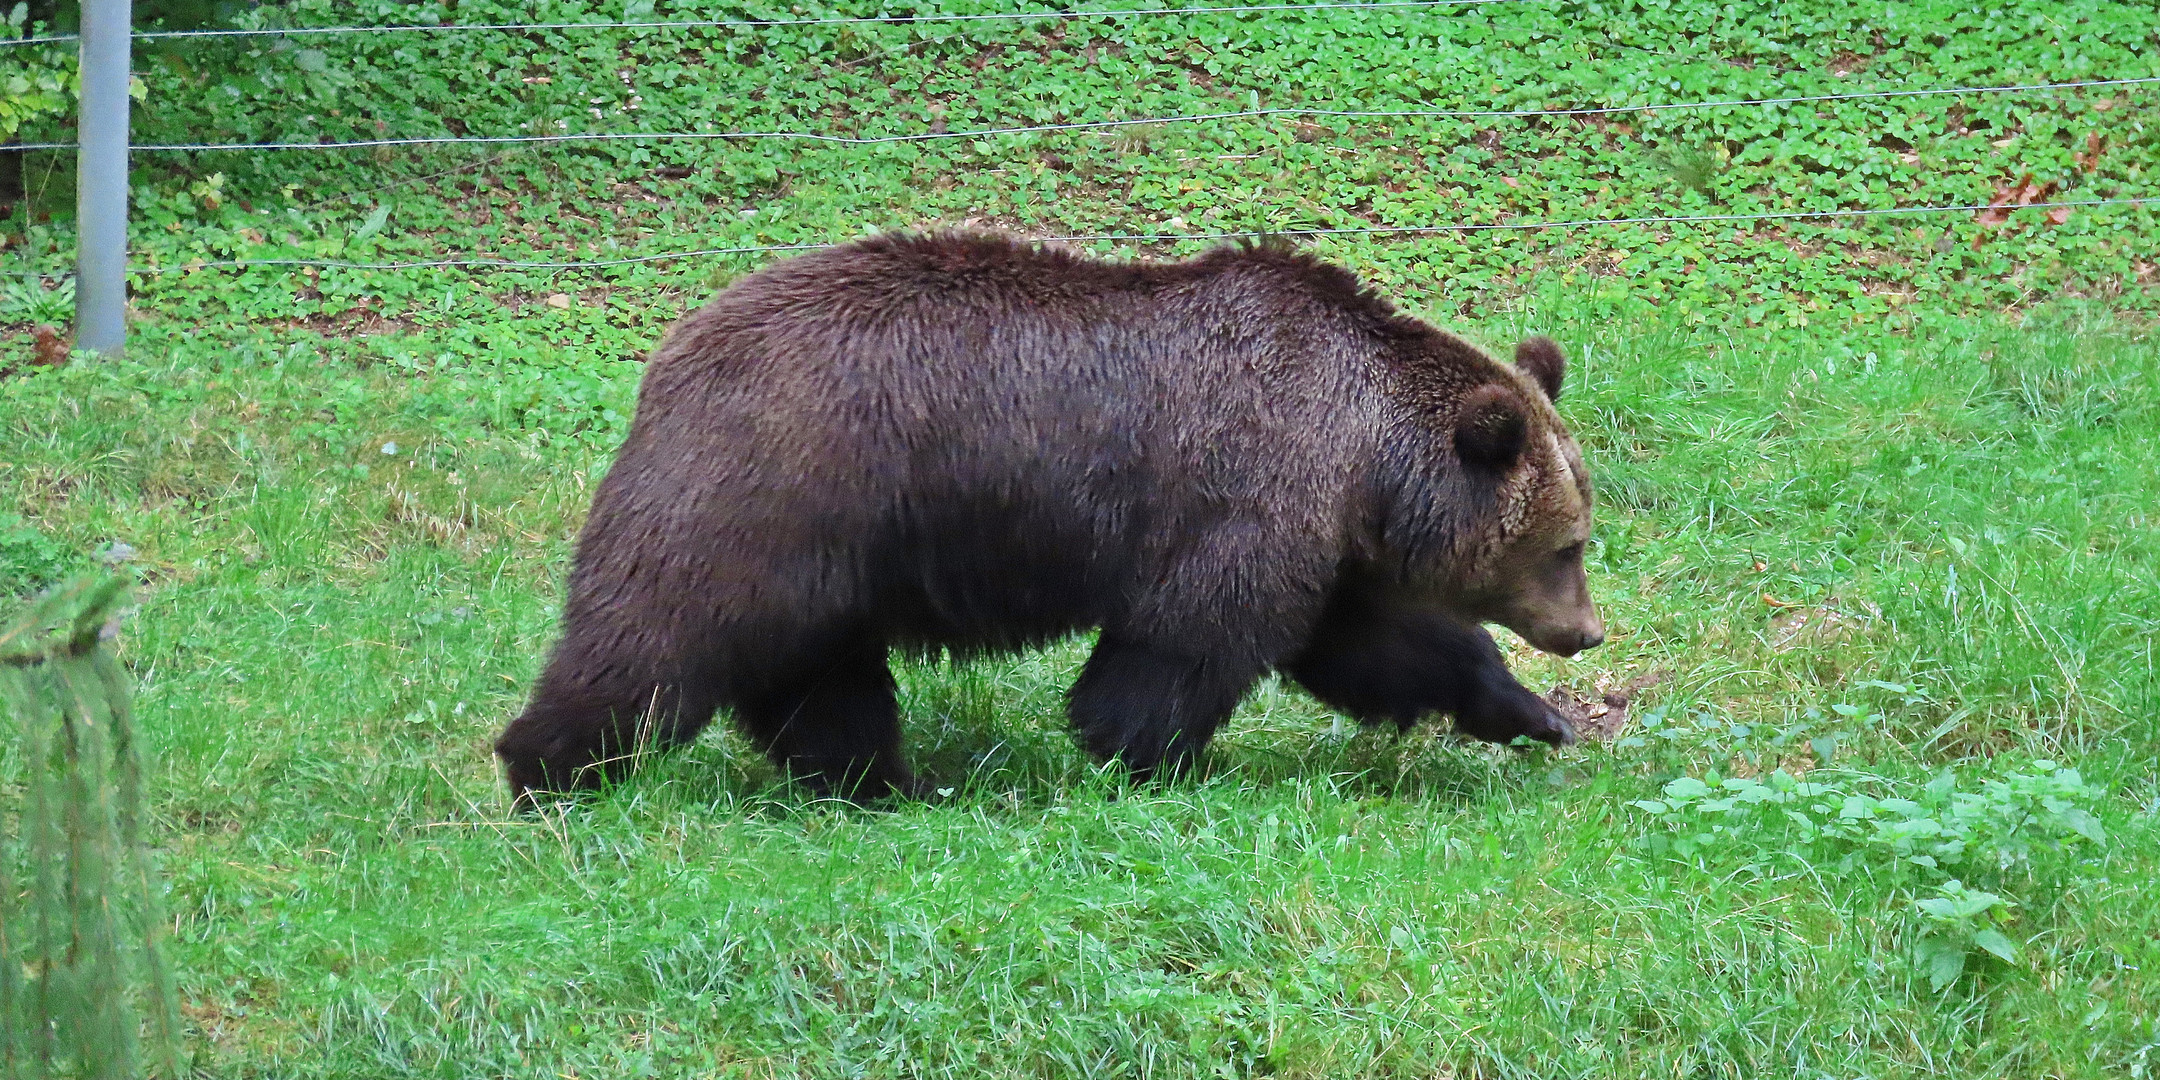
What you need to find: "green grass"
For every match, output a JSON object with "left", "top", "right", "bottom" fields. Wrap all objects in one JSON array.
[
  {"left": 3, "top": 294, "right": 2156, "bottom": 1077},
  {"left": 6, "top": 2, "right": 2160, "bottom": 1071}
]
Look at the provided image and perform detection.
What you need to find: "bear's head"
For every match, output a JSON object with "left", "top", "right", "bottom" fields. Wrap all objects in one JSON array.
[{"left": 1384, "top": 335, "right": 1605, "bottom": 657}]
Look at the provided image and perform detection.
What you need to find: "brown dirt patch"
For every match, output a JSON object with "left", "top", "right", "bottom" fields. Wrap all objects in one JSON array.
[
  {"left": 1544, "top": 669, "right": 1666, "bottom": 742},
  {"left": 1768, "top": 599, "right": 1867, "bottom": 652}
]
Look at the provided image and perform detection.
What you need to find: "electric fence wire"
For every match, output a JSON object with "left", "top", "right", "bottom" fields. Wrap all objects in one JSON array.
[
  {"left": 137, "top": 196, "right": 2152, "bottom": 275},
  {"left": 7, "top": 74, "right": 2153, "bottom": 154},
  {"left": 0, "top": 0, "right": 1539, "bottom": 47}
]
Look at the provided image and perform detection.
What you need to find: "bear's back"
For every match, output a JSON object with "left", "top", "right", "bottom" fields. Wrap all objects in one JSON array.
[{"left": 651, "top": 232, "right": 1428, "bottom": 387}]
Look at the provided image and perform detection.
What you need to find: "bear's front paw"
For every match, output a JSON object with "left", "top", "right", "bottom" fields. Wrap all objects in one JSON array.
[{"left": 1452, "top": 684, "right": 1577, "bottom": 748}]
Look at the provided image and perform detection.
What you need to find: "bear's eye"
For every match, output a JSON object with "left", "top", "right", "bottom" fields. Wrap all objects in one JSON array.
[{"left": 1555, "top": 542, "right": 1585, "bottom": 561}]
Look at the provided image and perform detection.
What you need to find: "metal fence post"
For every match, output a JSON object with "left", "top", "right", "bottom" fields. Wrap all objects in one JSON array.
[{"left": 75, "top": 0, "right": 133, "bottom": 358}]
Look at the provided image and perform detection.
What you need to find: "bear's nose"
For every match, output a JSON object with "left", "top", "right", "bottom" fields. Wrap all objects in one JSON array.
[{"left": 1577, "top": 627, "right": 1605, "bottom": 652}]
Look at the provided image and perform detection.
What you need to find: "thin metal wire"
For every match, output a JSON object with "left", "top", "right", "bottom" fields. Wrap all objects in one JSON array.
[
  {"left": 11, "top": 74, "right": 2137, "bottom": 155},
  {"left": 0, "top": 0, "right": 1535, "bottom": 47},
  {"left": 137, "top": 196, "right": 2149, "bottom": 274}
]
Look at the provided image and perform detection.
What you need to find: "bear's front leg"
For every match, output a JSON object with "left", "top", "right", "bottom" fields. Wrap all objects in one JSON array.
[
  {"left": 1283, "top": 602, "right": 1575, "bottom": 748},
  {"left": 1066, "top": 634, "right": 1267, "bottom": 782}
]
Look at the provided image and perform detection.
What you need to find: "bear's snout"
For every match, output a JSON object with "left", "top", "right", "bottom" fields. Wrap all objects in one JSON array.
[{"left": 1524, "top": 616, "right": 1605, "bottom": 658}]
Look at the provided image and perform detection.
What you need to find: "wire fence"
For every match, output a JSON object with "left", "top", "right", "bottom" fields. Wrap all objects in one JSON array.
[
  {"left": 7, "top": 0, "right": 2156, "bottom": 287},
  {"left": 10, "top": 75, "right": 2156, "bottom": 155},
  {"left": 147, "top": 198, "right": 2150, "bottom": 275},
  {"left": 1, "top": 0, "right": 1534, "bottom": 48}
]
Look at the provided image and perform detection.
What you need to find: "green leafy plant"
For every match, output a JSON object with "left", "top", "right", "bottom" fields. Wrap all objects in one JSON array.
[
  {"left": 0, "top": 6, "right": 75, "bottom": 141},
  {"left": 1, "top": 274, "right": 72, "bottom": 325},
  {"left": 1911, "top": 879, "right": 2018, "bottom": 991},
  {"left": 0, "top": 513, "right": 75, "bottom": 598},
  {"left": 1614, "top": 693, "right": 1891, "bottom": 773},
  {"left": 1632, "top": 752, "right": 2108, "bottom": 990}
]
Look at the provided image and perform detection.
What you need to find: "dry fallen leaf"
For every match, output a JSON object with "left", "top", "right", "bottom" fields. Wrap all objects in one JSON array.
[
  {"left": 2075, "top": 132, "right": 2106, "bottom": 172},
  {"left": 1972, "top": 173, "right": 2060, "bottom": 247},
  {"left": 545, "top": 293, "right": 573, "bottom": 309},
  {"left": 1976, "top": 173, "right": 2055, "bottom": 226},
  {"left": 32, "top": 325, "right": 70, "bottom": 368}
]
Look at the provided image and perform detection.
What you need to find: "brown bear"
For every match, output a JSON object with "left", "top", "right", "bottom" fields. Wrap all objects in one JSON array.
[{"left": 495, "top": 231, "right": 1603, "bottom": 805}]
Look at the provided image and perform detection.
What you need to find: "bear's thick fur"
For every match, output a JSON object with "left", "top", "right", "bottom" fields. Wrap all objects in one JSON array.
[{"left": 496, "top": 232, "right": 1603, "bottom": 804}]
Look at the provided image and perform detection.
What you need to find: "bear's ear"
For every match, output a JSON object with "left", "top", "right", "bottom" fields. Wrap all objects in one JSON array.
[
  {"left": 1455, "top": 383, "right": 1529, "bottom": 471},
  {"left": 1514, "top": 336, "right": 1565, "bottom": 402}
]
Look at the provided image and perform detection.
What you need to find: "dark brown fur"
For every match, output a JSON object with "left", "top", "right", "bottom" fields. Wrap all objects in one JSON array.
[{"left": 496, "top": 232, "right": 1601, "bottom": 804}]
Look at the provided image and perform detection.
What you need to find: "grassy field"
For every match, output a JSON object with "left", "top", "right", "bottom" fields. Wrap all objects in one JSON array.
[
  {"left": 6, "top": 0, "right": 2160, "bottom": 1075},
  {"left": 4, "top": 294, "right": 2157, "bottom": 1077}
]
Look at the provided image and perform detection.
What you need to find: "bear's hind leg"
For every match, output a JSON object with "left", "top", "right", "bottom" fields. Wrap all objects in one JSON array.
[
  {"left": 1066, "top": 635, "right": 1263, "bottom": 782},
  {"left": 496, "top": 675, "right": 721, "bottom": 809},
  {"left": 735, "top": 636, "right": 918, "bottom": 800}
]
